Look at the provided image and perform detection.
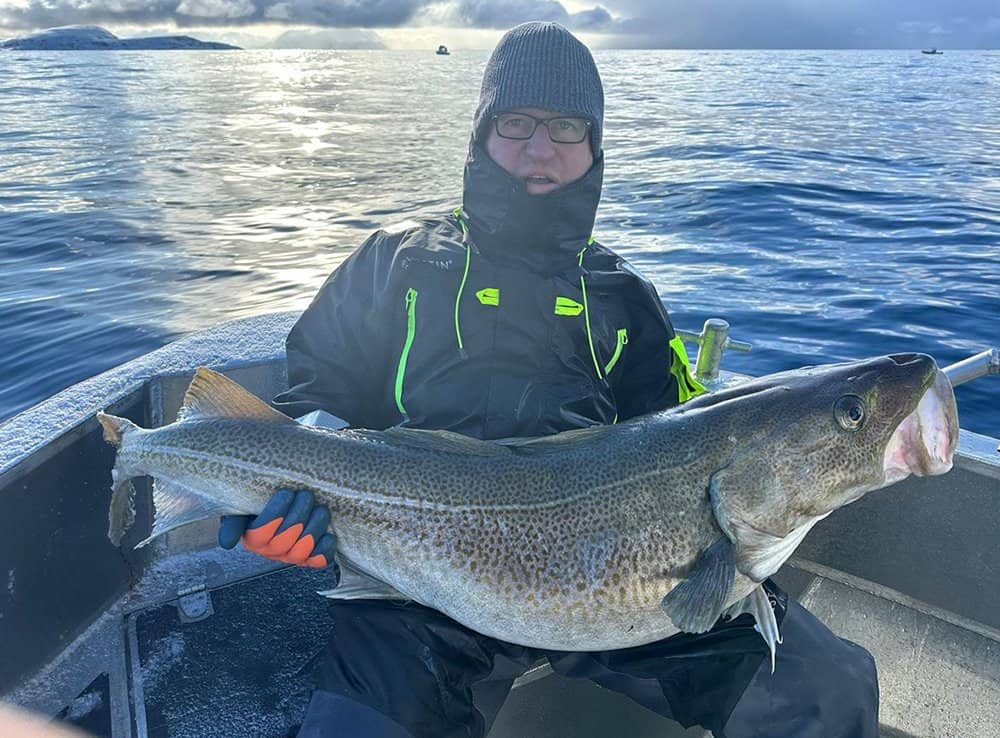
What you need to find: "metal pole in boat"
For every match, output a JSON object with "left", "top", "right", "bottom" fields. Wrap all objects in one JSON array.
[
  {"left": 942, "top": 348, "right": 1000, "bottom": 387},
  {"left": 676, "top": 319, "right": 753, "bottom": 383}
]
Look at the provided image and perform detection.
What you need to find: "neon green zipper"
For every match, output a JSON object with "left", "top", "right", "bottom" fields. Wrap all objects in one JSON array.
[
  {"left": 395, "top": 288, "right": 418, "bottom": 415},
  {"left": 603, "top": 328, "right": 629, "bottom": 375},
  {"left": 452, "top": 208, "right": 471, "bottom": 354}
]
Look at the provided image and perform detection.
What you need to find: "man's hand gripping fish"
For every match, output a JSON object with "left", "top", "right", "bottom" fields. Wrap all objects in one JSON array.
[{"left": 97, "top": 353, "right": 958, "bottom": 670}]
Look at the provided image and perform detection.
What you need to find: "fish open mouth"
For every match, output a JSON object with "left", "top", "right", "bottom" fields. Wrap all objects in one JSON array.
[{"left": 883, "top": 369, "right": 959, "bottom": 483}]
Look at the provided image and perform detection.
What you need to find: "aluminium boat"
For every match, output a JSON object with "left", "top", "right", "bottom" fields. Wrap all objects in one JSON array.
[{"left": 1, "top": 313, "right": 997, "bottom": 737}]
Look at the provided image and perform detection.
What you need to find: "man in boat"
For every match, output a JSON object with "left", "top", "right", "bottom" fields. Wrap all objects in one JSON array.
[{"left": 218, "top": 21, "right": 879, "bottom": 738}]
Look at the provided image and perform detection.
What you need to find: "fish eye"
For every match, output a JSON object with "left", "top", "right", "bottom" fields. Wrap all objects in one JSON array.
[{"left": 834, "top": 395, "right": 867, "bottom": 431}]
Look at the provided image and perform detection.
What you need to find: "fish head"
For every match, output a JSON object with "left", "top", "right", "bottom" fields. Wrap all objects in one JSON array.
[{"left": 705, "top": 353, "right": 958, "bottom": 579}]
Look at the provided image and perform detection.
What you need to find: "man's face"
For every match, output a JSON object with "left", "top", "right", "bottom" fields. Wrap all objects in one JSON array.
[{"left": 485, "top": 107, "right": 594, "bottom": 195}]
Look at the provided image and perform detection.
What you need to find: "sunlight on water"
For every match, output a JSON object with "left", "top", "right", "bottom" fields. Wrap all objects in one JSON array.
[{"left": 0, "top": 49, "right": 997, "bottom": 433}]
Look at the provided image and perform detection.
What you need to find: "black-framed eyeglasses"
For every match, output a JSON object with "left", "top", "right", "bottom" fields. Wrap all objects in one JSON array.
[{"left": 492, "top": 113, "right": 592, "bottom": 144}]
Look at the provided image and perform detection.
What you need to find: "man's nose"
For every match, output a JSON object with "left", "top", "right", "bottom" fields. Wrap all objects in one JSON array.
[{"left": 524, "top": 123, "right": 556, "bottom": 157}]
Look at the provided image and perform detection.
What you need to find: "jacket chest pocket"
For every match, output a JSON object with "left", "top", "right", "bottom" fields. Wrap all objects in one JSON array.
[
  {"left": 548, "top": 319, "right": 629, "bottom": 385},
  {"left": 392, "top": 282, "right": 473, "bottom": 419},
  {"left": 549, "top": 286, "right": 629, "bottom": 382}
]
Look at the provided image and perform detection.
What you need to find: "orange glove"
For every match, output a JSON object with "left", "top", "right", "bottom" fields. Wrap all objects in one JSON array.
[{"left": 219, "top": 489, "right": 336, "bottom": 569}]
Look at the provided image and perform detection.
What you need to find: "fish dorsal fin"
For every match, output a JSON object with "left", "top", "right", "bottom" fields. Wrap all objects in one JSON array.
[
  {"left": 177, "top": 367, "right": 293, "bottom": 423},
  {"left": 497, "top": 424, "right": 617, "bottom": 454},
  {"left": 379, "top": 427, "right": 509, "bottom": 457}
]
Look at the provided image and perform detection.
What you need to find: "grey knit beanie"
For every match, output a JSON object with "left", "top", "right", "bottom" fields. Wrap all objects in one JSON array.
[{"left": 473, "top": 22, "right": 604, "bottom": 157}]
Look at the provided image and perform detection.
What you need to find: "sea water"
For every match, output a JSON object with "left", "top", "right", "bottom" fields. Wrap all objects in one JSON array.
[{"left": 0, "top": 49, "right": 997, "bottom": 434}]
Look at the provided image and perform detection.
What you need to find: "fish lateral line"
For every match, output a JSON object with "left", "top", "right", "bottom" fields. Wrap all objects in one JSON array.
[{"left": 127, "top": 440, "right": 672, "bottom": 514}]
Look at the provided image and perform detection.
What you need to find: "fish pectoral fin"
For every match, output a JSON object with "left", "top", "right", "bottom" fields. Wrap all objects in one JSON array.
[
  {"left": 317, "top": 563, "right": 410, "bottom": 601},
  {"left": 723, "top": 585, "right": 783, "bottom": 673},
  {"left": 177, "top": 367, "right": 294, "bottom": 424},
  {"left": 136, "top": 478, "right": 233, "bottom": 548},
  {"left": 660, "top": 537, "right": 736, "bottom": 633}
]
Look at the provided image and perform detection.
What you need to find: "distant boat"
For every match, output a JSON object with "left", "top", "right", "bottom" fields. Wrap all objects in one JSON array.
[
  {"left": 436, "top": 45, "right": 450, "bottom": 55},
  {"left": 921, "top": 48, "right": 943, "bottom": 54}
]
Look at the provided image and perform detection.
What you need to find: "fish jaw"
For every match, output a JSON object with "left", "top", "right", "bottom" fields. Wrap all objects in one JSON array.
[{"left": 883, "top": 369, "right": 958, "bottom": 484}]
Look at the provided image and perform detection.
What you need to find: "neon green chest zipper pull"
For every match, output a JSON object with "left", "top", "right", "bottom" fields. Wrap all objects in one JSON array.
[
  {"left": 604, "top": 328, "right": 629, "bottom": 375},
  {"left": 395, "top": 287, "right": 418, "bottom": 416},
  {"left": 452, "top": 207, "right": 471, "bottom": 358}
]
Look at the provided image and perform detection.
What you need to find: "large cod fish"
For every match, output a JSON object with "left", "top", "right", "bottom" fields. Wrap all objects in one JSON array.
[{"left": 97, "top": 353, "right": 957, "bottom": 666}]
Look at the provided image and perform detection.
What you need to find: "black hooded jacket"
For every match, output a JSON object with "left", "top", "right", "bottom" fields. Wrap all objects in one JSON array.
[{"left": 274, "top": 146, "right": 701, "bottom": 439}]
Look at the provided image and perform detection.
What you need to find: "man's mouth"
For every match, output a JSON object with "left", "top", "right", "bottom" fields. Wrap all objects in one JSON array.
[{"left": 523, "top": 175, "right": 556, "bottom": 185}]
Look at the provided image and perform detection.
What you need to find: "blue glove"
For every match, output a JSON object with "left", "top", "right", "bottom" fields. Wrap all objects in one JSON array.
[{"left": 219, "top": 488, "right": 337, "bottom": 569}]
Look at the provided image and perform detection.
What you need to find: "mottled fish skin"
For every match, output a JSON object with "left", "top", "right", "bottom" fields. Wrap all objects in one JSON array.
[{"left": 98, "top": 353, "right": 957, "bottom": 651}]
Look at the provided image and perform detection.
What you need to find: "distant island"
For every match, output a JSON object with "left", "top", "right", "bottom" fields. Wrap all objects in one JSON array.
[{"left": 0, "top": 25, "right": 240, "bottom": 51}]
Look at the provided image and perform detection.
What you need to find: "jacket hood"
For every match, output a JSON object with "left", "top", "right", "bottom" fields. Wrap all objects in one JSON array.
[{"left": 460, "top": 142, "right": 603, "bottom": 269}]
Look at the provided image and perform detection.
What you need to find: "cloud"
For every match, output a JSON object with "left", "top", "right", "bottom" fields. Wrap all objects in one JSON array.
[
  {"left": 261, "top": 0, "right": 420, "bottom": 27},
  {"left": 568, "top": 7, "right": 613, "bottom": 31},
  {"left": 0, "top": 0, "right": 430, "bottom": 30},
  {"left": 600, "top": 0, "right": 1000, "bottom": 48},
  {"left": 269, "top": 26, "right": 386, "bottom": 48},
  {"left": 176, "top": 0, "right": 256, "bottom": 20},
  {"left": 898, "top": 20, "right": 949, "bottom": 37},
  {"left": 450, "top": 0, "right": 567, "bottom": 26},
  {"left": 1, "top": 0, "right": 998, "bottom": 48},
  {"left": 422, "top": 1, "right": 612, "bottom": 30},
  {"left": 0, "top": 0, "right": 613, "bottom": 34}
]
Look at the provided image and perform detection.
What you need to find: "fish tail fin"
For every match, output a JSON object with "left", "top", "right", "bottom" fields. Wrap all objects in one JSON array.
[
  {"left": 108, "top": 470, "right": 137, "bottom": 546},
  {"left": 97, "top": 411, "right": 138, "bottom": 448},
  {"left": 99, "top": 412, "right": 141, "bottom": 545},
  {"left": 98, "top": 410, "right": 233, "bottom": 548}
]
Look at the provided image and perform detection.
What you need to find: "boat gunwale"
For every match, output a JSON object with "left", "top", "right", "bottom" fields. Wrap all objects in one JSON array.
[{"left": 2, "top": 311, "right": 997, "bottom": 487}]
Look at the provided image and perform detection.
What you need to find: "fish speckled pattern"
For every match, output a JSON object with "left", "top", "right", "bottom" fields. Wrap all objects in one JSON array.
[{"left": 98, "top": 353, "right": 957, "bottom": 651}]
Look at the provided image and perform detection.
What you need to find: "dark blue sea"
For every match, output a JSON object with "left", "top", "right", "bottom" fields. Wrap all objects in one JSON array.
[{"left": 1, "top": 49, "right": 997, "bottom": 435}]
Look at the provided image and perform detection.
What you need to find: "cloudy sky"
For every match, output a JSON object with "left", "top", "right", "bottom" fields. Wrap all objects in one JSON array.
[{"left": 1, "top": 0, "right": 997, "bottom": 49}]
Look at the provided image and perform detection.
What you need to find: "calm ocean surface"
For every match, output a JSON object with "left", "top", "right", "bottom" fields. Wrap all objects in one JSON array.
[{"left": 1, "top": 49, "right": 997, "bottom": 435}]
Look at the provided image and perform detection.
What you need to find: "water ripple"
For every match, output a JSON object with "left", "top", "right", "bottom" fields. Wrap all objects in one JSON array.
[{"left": 0, "top": 49, "right": 997, "bottom": 434}]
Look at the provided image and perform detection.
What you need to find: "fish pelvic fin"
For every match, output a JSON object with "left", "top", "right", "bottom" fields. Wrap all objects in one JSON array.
[
  {"left": 317, "top": 563, "right": 410, "bottom": 602},
  {"left": 660, "top": 537, "right": 736, "bottom": 633},
  {"left": 178, "top": 367, "right": 294, "bottom": 424},
  {"left": 723, "top": 585, "right": 783, "bottom": 673}
]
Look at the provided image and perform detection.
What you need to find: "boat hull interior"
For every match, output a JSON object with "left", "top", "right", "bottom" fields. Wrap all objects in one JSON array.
[{"left": 2, "top": 313, "right": 997, "bottom": 737}]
